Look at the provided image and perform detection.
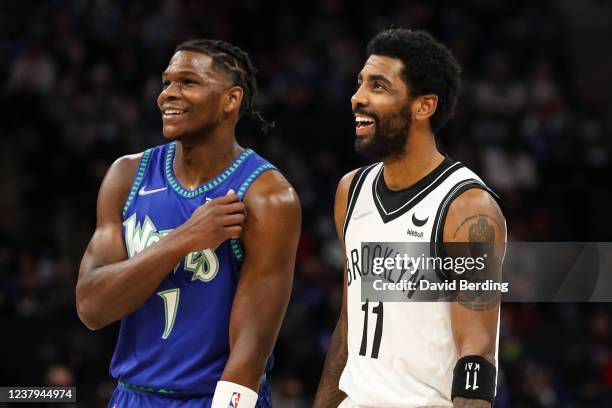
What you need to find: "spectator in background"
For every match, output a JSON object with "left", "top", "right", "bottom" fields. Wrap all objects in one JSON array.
[{"left": 1, "top": 1, "right": 610, "bottom": 406}]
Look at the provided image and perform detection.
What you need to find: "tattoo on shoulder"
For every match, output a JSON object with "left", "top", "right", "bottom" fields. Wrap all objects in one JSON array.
[
  {"left": 452, "top": 214, "right": 501, "bottom": 240},
  {"left": 451, "top": 215, "right": 504, "bottom": 311},
  {"left": 469, "top": 216, "right": 495, "bottom": 243}
]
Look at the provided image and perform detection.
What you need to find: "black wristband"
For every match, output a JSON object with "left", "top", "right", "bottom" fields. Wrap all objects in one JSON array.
[{"left": 451, "top": 355, "right": 496, "bottom": 403}]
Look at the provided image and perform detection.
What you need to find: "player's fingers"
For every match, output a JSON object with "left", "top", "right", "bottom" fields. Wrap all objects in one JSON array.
[
  {"left": 221, "top": 213, "right": 246, "bottom": 226},
  {"left": 225, "top": 225, "right": 243, "bottom": 239},
  {"left": 225, "top": 188, "right": 235, "bottom": 196},
  {"left": 222, "top": 201, "right": 246, "bottom": 215},
  {"left": 214, "top": 193, "right": 241, "bottom": 205}
]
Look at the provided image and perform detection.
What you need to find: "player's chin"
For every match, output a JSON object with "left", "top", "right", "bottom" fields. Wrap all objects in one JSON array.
[
  {"left": 354, "top": 137, "right": 372, "bottom": 155},
  {"left": 161, "top": 124, "right": 186, "bottom": 140},
  {"left": 354, "top": 132, "right": 375, "bottom": 149}
]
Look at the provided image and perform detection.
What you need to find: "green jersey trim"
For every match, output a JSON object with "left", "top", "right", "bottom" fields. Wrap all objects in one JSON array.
[
  {"left": 229, "top": 163, "right": 277, "bottom": 263},
  {"left": 237, "top": 163, "right": 277, "bottom": 198},
  {"left": 164, "top": 142, "right": 254, "bottom": 198},
  {"left": 230, "top": 239, "right": 244, "bottom": 263},
  {"left": 118, "top": 380, "right": 175, "bottom": 394},
  {"left": 122, "top": 149, "right": 153, "bottom": 218}
]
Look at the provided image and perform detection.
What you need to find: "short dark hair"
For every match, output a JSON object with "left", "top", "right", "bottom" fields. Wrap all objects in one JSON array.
[
  {"left": 175, "top": 39, "right": 273, "bottom": 132},
  {"left": 367, "top": 29, "right": 461, "bottom": 132}
]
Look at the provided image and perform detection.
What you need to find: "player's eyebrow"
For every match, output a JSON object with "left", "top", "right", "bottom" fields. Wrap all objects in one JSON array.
[
  {"left": 366, "top": 73, "right": 392, "bottom": 86},
  {"left": 161, "top": 70, "right": 201, "bottom": 79}
]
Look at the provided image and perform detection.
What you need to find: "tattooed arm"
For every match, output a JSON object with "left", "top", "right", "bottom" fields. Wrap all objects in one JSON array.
[
  {"left": 443, "top": 188, "right": 506, "bottom": 408},
  {"left": 313, "top": 170, "right": 356, "bottom": 407}
]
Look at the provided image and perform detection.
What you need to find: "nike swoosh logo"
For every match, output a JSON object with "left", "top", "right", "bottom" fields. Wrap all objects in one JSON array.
[
  {"left": 412, "top": 213, "right": 429, "bottom": 227},
  {"left": 353, "top": 210, "right": 373, "bottom": 220},
  {"left": 138, "top": 186, "right": 168, "bottom": 196}
]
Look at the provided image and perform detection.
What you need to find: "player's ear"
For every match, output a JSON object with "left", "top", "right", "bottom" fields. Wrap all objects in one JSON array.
[
  {"left": 224, "top": 86, "right": 244, "bottom": 114},
  {"left": 413, "top": 94, "right": 438, "bottom": 121}
]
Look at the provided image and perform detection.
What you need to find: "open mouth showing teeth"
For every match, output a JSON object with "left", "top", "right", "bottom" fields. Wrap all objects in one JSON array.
[
  {"left": 355, "top": 117, "right": 375, "bottom": 128},
  {"left": 163, "top": 109, "right": 186, "bottom": 115}
]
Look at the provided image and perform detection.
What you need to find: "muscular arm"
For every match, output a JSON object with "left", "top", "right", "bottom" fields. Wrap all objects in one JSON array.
[
  {"left": 219, "top": 171, "right": 301, "bottom": 390},
  {"left": 444, "top": 189, "right": 506, "bottom": 408},
  {"left": 77, "top": 155, "right": 245, "bottom": 330},
  {"left": 313, "top": 170, "right": 358, "bottom": 408},
  {"left": 77, "top": 155, "right": 187, "bottom": 330}
]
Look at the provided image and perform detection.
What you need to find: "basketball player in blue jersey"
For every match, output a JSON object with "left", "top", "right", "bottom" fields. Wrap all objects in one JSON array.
[
  {"left": 76, "top": 39, "right": 301, "bottom": 408},
  {"left": 315, "top": 29, "right": 506, "bottom": 407}
]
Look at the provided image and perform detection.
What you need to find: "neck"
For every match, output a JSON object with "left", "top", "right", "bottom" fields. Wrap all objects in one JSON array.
[
  {"left": 382, "top": 128, "right": 444, "bottom": 190},
  {"left": 172, "top": 127, "right": 242, "bottom": 191}
]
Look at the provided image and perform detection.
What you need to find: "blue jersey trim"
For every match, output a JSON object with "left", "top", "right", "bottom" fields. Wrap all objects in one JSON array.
[
  {"left": 164, "top": 142, "right": 255, "bottom": 198},
  {"left": 122, "top": 149, "right": 153, "bottom": 218}
]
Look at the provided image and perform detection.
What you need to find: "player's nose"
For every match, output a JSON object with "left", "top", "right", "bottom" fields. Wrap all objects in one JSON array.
[
  {"left": 351, "top": 87, "right": 368, "bottom": 109},
  {"left": 158, "top": 81, "right": 181, "bottom": 104}
]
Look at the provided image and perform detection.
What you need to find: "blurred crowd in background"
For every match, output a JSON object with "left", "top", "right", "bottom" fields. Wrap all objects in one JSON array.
[{"left": 1, "top": 0, "right": 611, "bottom": 407}]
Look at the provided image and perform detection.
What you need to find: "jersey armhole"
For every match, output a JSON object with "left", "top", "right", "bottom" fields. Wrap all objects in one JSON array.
[
  {"left": 429, "top": 180, "right": 502, "bottom": 280},
  {"left": 230, "top": 163, "right": 278, "bottom": 264},
  {"left": 342, "top": 163, "right": 378, "bottom": 240},
  {"left": 122, "top": 149, "right": 153, "bottom": 219}
]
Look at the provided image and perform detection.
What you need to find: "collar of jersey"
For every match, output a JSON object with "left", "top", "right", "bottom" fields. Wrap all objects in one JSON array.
[{"left": 164, "top": 141, "right": 254, "bottom": 198}]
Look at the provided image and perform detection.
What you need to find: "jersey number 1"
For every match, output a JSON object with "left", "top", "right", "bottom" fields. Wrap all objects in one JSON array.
[
  {"left": 156, "top": 249, "right": 220, "bottom": 339},
  {"left": 359, "top": 299, "right": 383, "bottom": 358},
  {"left": 158, "top": 289, "right": 180, "bottom": 339}
]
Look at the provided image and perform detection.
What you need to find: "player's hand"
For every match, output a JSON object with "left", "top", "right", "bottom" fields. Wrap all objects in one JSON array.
[{"left": 177, "top": 189, "right": 246, "bottom": 252}]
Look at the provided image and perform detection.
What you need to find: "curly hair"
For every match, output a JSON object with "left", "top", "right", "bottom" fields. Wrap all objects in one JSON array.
[
  {"left": 174, "top": 39, "right": 273, "bottom": 132},
  {"left": 367, "top": 29, "right": 461, "bottom": 132}
]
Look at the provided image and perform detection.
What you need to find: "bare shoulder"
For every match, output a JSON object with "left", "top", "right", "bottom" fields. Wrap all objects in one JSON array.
[
  {"left": 242, "top": 169, "right": 300, "bottom": 213},
  {"left": 105, "top": 152, "right": 142, "bottom": 183},
  {"left": 336, "top": 169, "right": 360, "bottom": 197},
  {"left": 443, "top": 188, "right": 506, "bottom": 243},
  {"left": 335, "top": 168, "right": 361, "bottom": 210},
  {"left": 240, "top": 169, "right": 301, "bottom": 251},
  {"left": 113, "top": 152, "right": 143, "bottom": 168},
  {"left": 101, "top": 153, "right": 143, "bottom": 198},
  {"left": 97, "top": 152, "right": 144, "bottom": 222},
  {"left": 333, "top": 168, "right": 361, "bottom": 238}
]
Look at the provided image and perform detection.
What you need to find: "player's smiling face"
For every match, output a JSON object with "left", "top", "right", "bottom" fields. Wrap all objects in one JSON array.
[
  {"left": 351, "top": 55, "right": 413, "bottom": 161},
  {"left": 157, "top": 51, "right": 231, "bottom": 140}
]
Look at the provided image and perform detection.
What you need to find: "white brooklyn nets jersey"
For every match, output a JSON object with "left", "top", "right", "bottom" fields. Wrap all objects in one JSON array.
[{"left": 339, "top": 157, "right": 500, "bottom": 407}]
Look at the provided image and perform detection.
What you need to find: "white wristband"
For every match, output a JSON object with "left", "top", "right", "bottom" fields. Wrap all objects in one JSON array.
[{"left": 211, "top": 380, "right": 258, "bottom": 408}]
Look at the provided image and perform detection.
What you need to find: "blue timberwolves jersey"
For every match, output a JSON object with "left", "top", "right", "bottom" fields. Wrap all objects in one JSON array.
[{"left": 110, "top": 141, "right": 276, "bottom": 397}]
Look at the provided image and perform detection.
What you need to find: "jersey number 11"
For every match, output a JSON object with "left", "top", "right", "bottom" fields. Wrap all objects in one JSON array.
[{"left": 359, "top": 300, "right": 383, "bottom": 358}]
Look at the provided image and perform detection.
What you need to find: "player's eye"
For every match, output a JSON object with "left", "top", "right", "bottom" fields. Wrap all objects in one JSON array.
[
  {"left": 181, "top": 79, "right": 196, "bottom": 86},
  {"left": 373, "top": 82, "right": 385, "bottom": 90},
  {"left": 162, "top": 80, "right": 170, "bottom": 89}
]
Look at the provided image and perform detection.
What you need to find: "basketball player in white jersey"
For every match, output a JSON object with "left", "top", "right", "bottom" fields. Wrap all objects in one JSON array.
[{"left": 314, "top": 29, "right": 506, "bottom": 408}]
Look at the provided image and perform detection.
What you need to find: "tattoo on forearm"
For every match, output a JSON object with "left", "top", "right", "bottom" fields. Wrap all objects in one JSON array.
[
  {"left": 313, "top": 322, "right": 348, "bottom": 407},
  {"left": 457, "top": 290, "right": 500, "bottom": 311}
]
